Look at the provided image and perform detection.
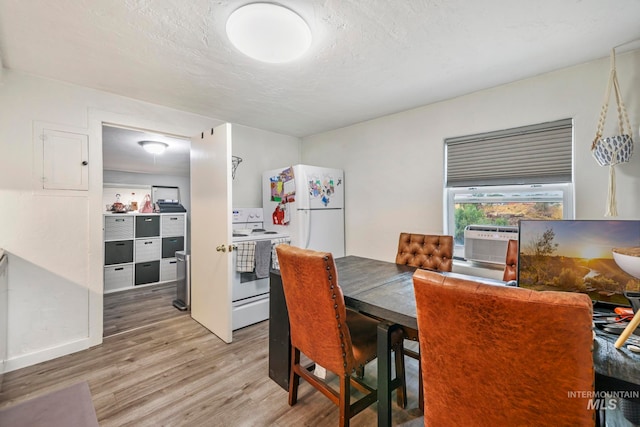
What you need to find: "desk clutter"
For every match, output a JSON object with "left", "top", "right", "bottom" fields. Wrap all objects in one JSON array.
[
  {"left": 592, "top": 306, "right": 640, "bottom": 352},
  {"left": 104, "top": 185, "right": 186, "bottom": 213}
]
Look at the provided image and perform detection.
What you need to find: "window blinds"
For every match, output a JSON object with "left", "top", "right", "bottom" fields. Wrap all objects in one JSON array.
[{"left": 445, "top": 118, "right": 573, "bottom": 187}]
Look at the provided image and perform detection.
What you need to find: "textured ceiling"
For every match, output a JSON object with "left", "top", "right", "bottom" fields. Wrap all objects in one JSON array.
[{"left": 2, "top": 0, "right": 640, "bottom": 141}]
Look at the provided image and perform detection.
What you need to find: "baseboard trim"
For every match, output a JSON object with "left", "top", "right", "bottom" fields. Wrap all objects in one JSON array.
[{"left": 3, "top": 337, "right": 91, "bottom": 374}]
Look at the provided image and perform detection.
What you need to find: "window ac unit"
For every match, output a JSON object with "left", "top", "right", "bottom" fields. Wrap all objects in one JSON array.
[{"left": 463, "top": 225, "right": 518, "bottom": 264}]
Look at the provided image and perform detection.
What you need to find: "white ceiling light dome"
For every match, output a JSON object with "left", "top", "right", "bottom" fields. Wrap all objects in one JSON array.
[
  {"left": 139, "top": 141, "right": 168, "bottom": 155},
  {"left": 226, "top": 3, "right": 312, "bottom": 63}
]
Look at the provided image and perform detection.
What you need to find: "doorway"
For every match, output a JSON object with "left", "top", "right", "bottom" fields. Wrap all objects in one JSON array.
[{"left": 101, "top": 123, "right": 191, "bottom": 337}]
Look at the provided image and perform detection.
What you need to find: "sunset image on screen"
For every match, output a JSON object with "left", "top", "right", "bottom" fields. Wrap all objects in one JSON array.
[
  {"left": 518, "top": 220, "right": 640, "bottom": 305},
  {"left": 580, "top": 245, "right": 609, "bottom": 260}
]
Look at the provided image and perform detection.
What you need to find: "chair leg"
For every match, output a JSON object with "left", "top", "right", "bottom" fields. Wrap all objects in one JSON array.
[
  {"left": 418, "top": 359, "right": 423, "bottom": 412},
  {"left": 339, "top": 374, "right": 351, "bottom": 427},
  {"left": 393, "top": 343, "right": 407, "bottom": 409},
  {"left": 289, "top": 347, "right": 301, "bottom": 406}
]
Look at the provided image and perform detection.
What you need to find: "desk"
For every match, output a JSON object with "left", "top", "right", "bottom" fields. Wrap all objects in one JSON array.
[
  {"left": 594, "top": 329, "right": 640, "bottom": 402},
  {"left": 268, "top": 255, "right": 640, "bottom": 426}
]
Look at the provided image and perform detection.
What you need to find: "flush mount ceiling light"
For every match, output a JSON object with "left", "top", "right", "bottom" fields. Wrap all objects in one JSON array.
[
  {"left": 226, "top": 3, "right": 312, "bottom": 63},
  {"left": 139, "top": 141, "right": 168, "bottom": 155}
]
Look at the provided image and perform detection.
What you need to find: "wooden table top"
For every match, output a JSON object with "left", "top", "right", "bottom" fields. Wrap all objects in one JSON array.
[
  {"left": 336, "top": 255, "right": 505, "bottom": 330},
  {"left": 334, "top": 255, "right": 640, "bottom": 389},
  {"left": 336, "top": 256, "right": 418, "bottom": 329}
]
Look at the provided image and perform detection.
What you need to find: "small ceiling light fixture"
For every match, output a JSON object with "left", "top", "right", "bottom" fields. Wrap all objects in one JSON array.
[
  {"left": 139, "top": 141, "right": 168, "bottom": 155},
  {"left": 226, "top": 3, "right": 312, "bottom": 63}
]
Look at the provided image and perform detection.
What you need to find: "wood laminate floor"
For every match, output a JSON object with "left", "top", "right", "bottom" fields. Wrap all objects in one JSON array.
[
  {"left": 0, "top": 286, "right": 424, "bottom": 426},
  {"left": 103, "top": 282, "right": 189, "bottom": 337}
]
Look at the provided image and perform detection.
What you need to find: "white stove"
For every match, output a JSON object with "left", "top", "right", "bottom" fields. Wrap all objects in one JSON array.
[
  {"left": 232, "top": 207, "right": 289, "bottom": 242},
  {"left": 232, "top": 230, "right": 290, "bottom": 242},
  {"left": 231, "top": 208, "right": 289, "bottom": 331}
]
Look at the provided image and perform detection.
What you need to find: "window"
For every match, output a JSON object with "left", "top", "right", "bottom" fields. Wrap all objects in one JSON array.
[
  {"left": 444, "top": 119, "right": 574, "bottom": 260},
  {"left": 446, "top": 184, "right": 573, "bottom": 258}
]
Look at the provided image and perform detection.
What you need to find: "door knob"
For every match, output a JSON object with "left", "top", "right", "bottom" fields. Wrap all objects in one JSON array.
[{"left": 216, "top": 244, "right": 227, "bottom": 252}]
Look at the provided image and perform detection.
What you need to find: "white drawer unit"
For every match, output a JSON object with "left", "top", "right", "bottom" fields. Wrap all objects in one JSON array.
[
  {"left": 160, "top": 258, "right": 178, "bottom": 282},
  {"left": 161, "top": 215, "right": 185, "bottom": 237},
  {"left": 104, "top": 264, "right": 134, "bottom": 293},
  {"left": 104, "top": 216, "right": 134, "bottom": 240},
  {"left": 103, "top": 212, "right": 187, "bottom": 293},
  {"left": 135, "top": 238, "right": 161, "bottom": 262}
]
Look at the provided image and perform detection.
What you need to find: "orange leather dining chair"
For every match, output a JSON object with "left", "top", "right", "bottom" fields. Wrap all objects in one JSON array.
[
  {"left": 395, "top": 232, "right": 453, "bottom": 411},
  {"left": 395, "top": 233, "right": 454, "bottom": 272},
  {"left": 276, "top": 245, "right": 406, "bottom": 427},
  {"left": 502, "top": 239, "right": 518, "bottom": 282},
  {"left": 412, "top": 269, "right": 595, "bottom": 426}
]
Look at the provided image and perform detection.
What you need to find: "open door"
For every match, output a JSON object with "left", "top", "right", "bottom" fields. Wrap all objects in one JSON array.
[{"left": 190, "top": 123, "right": 233, "bottom": 342}]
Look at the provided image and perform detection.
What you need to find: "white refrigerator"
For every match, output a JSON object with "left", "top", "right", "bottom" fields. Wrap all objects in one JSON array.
[{"left": 263, "top": 164, "right": 345, "bottom": 258}]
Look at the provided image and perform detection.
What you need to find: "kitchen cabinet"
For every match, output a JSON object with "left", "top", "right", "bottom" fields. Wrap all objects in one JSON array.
[{"left": 103, "top": 213, "right": 186, "bottom": 293}]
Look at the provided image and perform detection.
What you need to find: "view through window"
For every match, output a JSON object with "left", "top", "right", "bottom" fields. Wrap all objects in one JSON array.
[{"left": 447, "top": 184, "right": 572, "bottom": 259}]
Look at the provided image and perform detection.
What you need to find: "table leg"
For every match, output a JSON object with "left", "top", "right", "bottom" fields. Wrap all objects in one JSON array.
[{"left": 377, "top": 321, "right": 399, "bottom": 427}]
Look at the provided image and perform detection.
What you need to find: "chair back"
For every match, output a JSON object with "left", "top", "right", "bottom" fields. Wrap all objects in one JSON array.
[
  {"left": 502, "top": 239, "right": 518, "bottom": 281},
  {"left": 396, "top": 233, "right": 453, "bottom": 272},
  {"left": 412, "top": 269, "right": 594, "bottom": 426},
  {"left": 276, "top": 245, "right": 355, "bottom": 375}
]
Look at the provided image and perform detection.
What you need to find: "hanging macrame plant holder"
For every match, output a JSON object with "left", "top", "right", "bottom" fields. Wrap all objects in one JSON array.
[{"left": 591, "top": 48, "right": 634, "bottom": 217}]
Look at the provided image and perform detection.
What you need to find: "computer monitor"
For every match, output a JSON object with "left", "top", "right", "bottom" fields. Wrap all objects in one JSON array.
[{"left": 517, "top": 220, "right": 640, "bottom": 307}]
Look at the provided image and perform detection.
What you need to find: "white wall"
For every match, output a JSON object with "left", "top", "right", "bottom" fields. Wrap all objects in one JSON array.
[
  {"left": 232, "top": 124, "right": 301, "bottom": 208},
  {"left": 0, "top": 251, "right": 7, "bottom": 379},
  {"left": 0, "top": 70, "right": 300, "bottom": 372},
  {"left": 302, "top": 50, "right": 640, "bottom": 264}
]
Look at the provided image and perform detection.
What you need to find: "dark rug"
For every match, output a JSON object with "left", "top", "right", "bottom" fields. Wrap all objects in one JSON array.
[{"left": 0, "top": 381, "right": 99, "bottom": 427}]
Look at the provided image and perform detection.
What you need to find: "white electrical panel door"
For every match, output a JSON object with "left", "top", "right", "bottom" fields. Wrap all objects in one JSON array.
[{"left": 42, "top": 129, "right": 89, "bottom": 190}]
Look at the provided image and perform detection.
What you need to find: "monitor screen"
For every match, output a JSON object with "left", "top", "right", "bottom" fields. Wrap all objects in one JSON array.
[{"left": 517, "top": 220, "right": 640, "bottom": 306}]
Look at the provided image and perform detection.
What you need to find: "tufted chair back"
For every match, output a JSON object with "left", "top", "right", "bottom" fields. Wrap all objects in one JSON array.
[
  {"left": 277, "top": 245, "right": 357, "bottom": 375},
  {"left": 502, "top": 239, "right": 518, "bottom": 282},
  {"left": 395, "top": 233, "right": 453, "bottom": 272},
  {"left": 413, "top": 269, "right": 594, "bottom": 426}
]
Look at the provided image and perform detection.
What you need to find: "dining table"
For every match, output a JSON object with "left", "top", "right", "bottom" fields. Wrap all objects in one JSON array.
[
  {"left": 268, "top": 255, "right": 640, "bottom": 427},
  {"left": 334, "top": 255, "right": 513, "bottom": 426}
]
